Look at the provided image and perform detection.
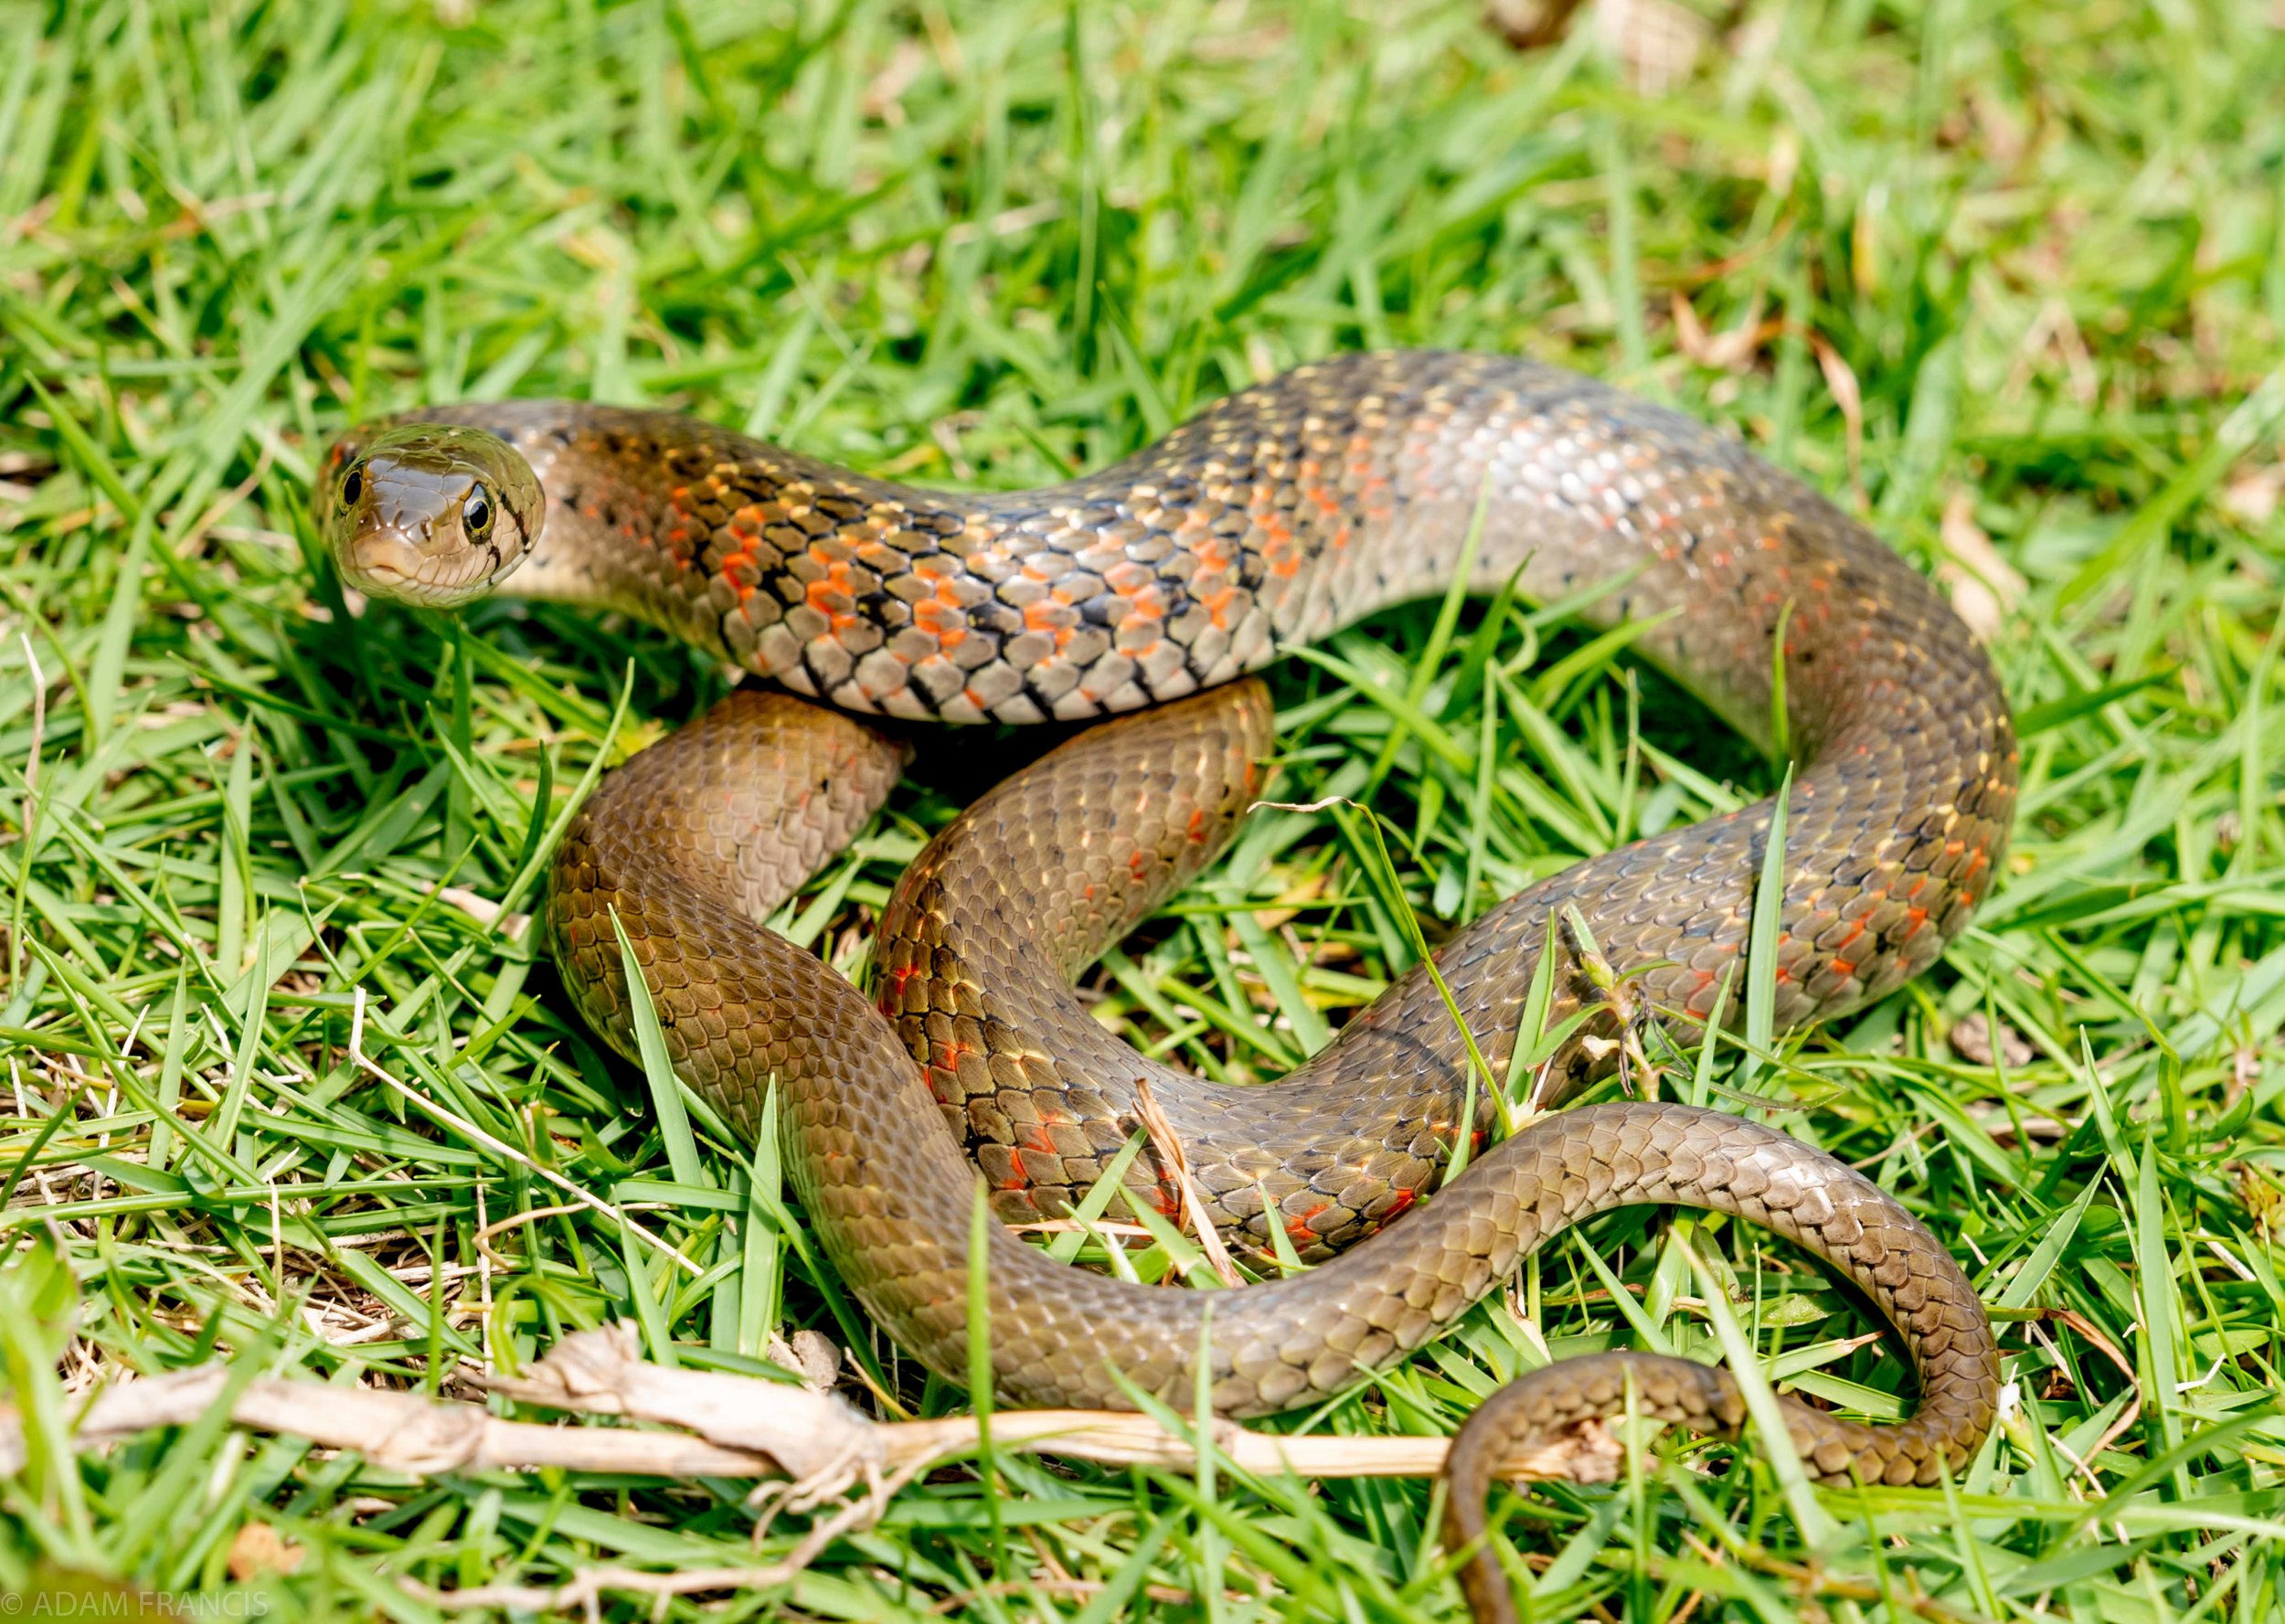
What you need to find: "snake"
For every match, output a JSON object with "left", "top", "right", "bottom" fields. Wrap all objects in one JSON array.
[{"left": 321, "top": 350, "right": 2014, "bottom": 1621}]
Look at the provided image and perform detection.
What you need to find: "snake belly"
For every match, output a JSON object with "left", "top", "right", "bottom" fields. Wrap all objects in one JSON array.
[{"left": 327, "top": 350, "right": 2014, "bottom": 1580}]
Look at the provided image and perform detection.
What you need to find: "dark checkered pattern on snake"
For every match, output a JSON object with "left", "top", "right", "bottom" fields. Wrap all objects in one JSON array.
[{"left": 324, "top": 351, "right": 2014, "bottom": 1624}]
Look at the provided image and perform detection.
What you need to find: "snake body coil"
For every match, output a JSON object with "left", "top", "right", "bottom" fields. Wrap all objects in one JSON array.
[{"left": 325, "top": 351, "right": 2015, "bottom": 1621}]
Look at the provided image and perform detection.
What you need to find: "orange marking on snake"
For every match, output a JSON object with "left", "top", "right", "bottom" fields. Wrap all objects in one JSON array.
[
  {"left": 914, "top": 598, "right": 960, "bottom": 653},
  {"left": 1185, "top": 807, "right": 1208, "bottom": 842},
  {"left": 1831, "top": 959, "right": 1856, "bottom": 979},
  {"left": 881, "top": 962, "right": 920, "bottom": 1002},
  {"left": 915, "top": 587, "right": 968, "bottom": 653},
  {"left": 804, "top": 555, "right": 865, "bottom": 632},
  {"left": 1382, "top": 1186, "right": 1417, "bottom": 1219}
]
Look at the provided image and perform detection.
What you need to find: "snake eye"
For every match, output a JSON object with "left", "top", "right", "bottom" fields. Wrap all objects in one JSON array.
[
  {"left": 341, "top": 464, "right": 364, "bottom": 506},
  {"left": 462, "top": 483, "right": 494, "bottom": 540}
]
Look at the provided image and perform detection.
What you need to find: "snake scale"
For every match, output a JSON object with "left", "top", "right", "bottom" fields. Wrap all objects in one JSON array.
[{"left": 323, "top": 350, "right": 2014, "bottom": 1621}]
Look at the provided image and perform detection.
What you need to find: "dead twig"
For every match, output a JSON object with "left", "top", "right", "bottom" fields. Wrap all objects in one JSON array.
[
  {"left": 0, "top": 1328, "right": 1641, "bottom": 1613},
  {"left": 4, "top": 1323, "right": 1600, "bottom": 1490}
]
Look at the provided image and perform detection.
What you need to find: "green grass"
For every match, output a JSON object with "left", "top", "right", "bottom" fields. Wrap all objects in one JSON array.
[{"left": 5, "top": 0, "right": 2285, "bottom": 1618}]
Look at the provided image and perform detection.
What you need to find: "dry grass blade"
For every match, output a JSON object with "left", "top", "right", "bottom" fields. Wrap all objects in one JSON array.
[{"left": 1129, "top": 1072, "right": 1244, "bottom": 1287}]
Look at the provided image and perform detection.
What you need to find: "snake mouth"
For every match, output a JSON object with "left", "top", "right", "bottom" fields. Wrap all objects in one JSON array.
[
  {"left": 344, "top": 533, "right": 486, "bottom": 607},
  {"left": 343, "top": 536, "right": 421, "bottom": 596}
]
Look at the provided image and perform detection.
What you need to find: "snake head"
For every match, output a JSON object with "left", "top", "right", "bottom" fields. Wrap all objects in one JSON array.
[{"left": 321, "top": 422, "right": 545, "bottom": 607}]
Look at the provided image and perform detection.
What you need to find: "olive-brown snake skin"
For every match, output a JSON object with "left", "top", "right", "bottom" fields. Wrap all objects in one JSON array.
[{"left": 324, "top": 351, "right": 2014, "bottom": 1622}]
